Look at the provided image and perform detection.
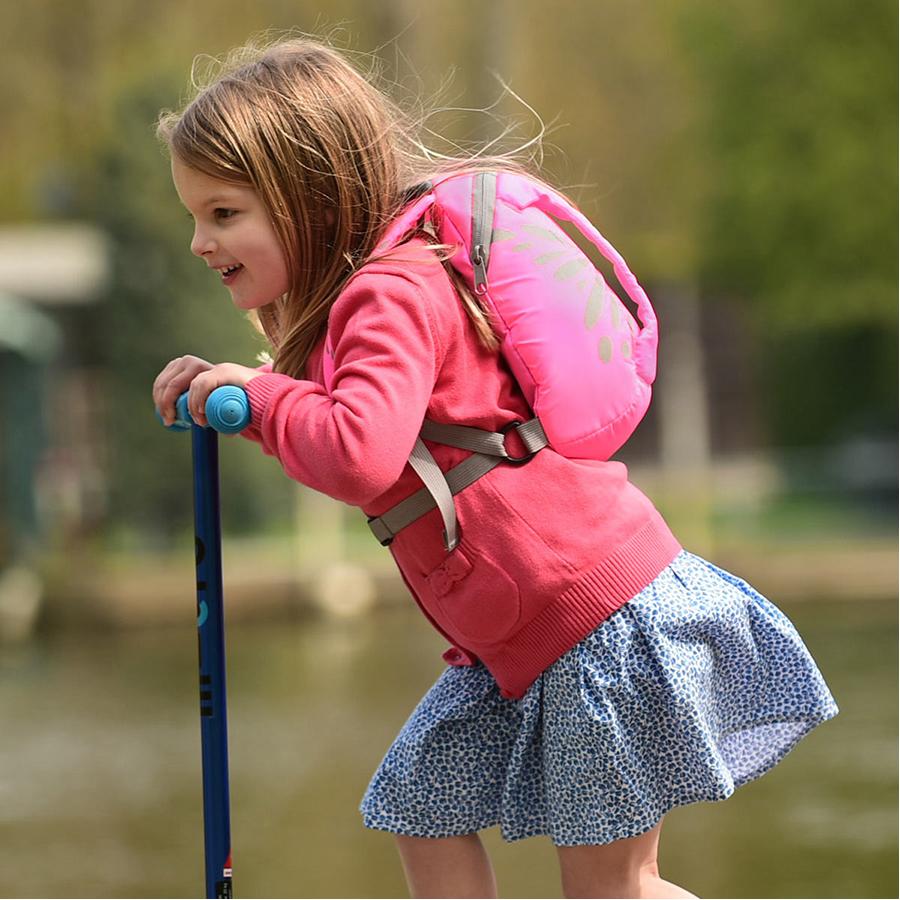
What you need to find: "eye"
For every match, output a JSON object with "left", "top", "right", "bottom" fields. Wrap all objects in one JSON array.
[{"left": 214, "top": 208, "right": 237, "bottom": 221}]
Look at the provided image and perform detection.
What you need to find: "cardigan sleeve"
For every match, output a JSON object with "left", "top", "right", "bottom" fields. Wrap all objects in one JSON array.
[
  {"left": 241, "top": 270, "right": 445, "bottom": 506},
  {"left": 237, "top": 362, "right": 273, "bottom": 444}
]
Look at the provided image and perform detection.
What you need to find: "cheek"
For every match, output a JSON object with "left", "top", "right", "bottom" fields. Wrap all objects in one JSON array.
[
  {"left": 261, "top": 230, "right": 288, "bottom": 275},
  {"left": 246, "top": 236, "right": 289, "bottom": 288},
  {"left": 266, "top": 246, "right": 291, "bottom": 292}
]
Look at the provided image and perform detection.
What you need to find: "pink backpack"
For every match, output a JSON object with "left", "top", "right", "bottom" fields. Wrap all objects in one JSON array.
[{"left": 339, "top": 171, "right": 659, "bottom": 553}]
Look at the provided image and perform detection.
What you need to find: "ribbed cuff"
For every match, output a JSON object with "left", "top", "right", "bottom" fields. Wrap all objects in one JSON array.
[{"left": 243, "top": 372, "right": 297, "bottom": 429}]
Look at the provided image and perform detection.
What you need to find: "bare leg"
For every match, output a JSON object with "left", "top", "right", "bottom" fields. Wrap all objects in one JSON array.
[
  {"left": 556, "top": 817, "right": 698, "bottom": 899},
  {"left": 394, "top": 832, "right": 498, "bottom": 899}
]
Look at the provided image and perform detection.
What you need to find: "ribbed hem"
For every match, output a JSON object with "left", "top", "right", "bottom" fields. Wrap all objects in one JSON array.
[
  {"left": 483, "top": 512, "right": 682, "bottom": 699},
  {"left": 244, "top": 372, "right": 297, "bottom": 429}
]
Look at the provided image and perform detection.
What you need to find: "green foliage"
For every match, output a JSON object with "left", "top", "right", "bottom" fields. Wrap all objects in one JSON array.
[
  {"left": 678, "top": 0, "right": 897, "bottom": 333},
  {"left": 679, "top": 0, "right": 898, "bottom": 447},
  {"left": 756, "top": 325, "right": 898, "bottom": 447}
]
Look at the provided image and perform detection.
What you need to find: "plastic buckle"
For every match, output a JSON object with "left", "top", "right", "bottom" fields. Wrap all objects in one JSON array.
[
  {"left": 500, "top": 420, "right": 538, "bottom": 465},
  {"left": 367, "top": 516, "right": 394, "bottom": 546},
  {"left": 442, "top": 526, "right": 460, "bottom": 554}
]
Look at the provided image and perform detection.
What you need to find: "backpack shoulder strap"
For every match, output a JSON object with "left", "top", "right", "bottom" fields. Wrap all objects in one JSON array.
[
  {"left": 323, "top": 183, "right": 440, "bottom": 390},
  {"left": 373, "top": 187, "right": 438, "bottom": 256}
]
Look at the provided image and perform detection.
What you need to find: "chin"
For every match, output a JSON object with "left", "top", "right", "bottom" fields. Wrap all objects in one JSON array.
[{"left": 233, "top": 294, "right": 277, "bottom": 311}]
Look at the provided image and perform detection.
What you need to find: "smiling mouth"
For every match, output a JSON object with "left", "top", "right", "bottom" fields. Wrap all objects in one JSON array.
[{"left": 219, "top": 264, "right": 243, "bottom": 283}]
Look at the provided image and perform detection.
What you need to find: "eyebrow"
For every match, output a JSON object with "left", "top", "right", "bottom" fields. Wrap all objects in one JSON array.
[{"left": 203, "top": 196, "right": 239, "bottom": 206}]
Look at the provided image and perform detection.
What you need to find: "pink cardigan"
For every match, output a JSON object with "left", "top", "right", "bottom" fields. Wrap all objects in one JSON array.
[{"left": 242, "top": 238, "right": 681, "bottom": 699}]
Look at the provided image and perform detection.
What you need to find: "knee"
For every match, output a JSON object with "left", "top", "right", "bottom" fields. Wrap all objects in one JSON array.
[
  {"left": 394, "top": 832, "right": 491, "bottom": 874},
  {"left": 392, "top": 833, "right": 497, "bottom": 899},
  {"left": 561, "top": 870, "right": 642, "bottom": 899},
  {"left": 557, "top": 844, "right": 651, "bottom": 899}
]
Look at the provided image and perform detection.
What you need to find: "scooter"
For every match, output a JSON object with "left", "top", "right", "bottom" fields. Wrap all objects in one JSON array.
[{"left": 159, "top": 386, "right": 250, "bottom": 899}]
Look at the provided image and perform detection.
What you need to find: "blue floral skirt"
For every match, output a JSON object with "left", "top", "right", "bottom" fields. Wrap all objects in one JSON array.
[{"left": 359, "top": 550, "right": 840, "bottom": 846}]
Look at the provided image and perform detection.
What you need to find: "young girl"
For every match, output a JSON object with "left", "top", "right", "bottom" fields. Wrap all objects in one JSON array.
[{"left": 152, "top": 36, "right": 839, "bottom": 899}]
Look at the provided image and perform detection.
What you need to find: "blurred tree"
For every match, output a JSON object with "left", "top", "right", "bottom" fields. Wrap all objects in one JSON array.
[
  {"left": 500, "top": 0, "right": 709, "bottom": 281},
  {"left": 678, "top": 0, "right": 898, "bottom": 445}
]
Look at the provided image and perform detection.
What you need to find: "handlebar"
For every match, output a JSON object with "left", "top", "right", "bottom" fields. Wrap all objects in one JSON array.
[{"left": 157, "top": 386, "right": 251, "bottom": 434}]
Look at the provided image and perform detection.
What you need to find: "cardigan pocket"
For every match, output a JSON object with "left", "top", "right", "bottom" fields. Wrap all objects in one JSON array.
[{"left": 426, "top": 540, "right": 522, "bottom": 644}]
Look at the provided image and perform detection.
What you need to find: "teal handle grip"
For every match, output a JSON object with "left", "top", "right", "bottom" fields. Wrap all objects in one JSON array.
[
  {"left": 157, "top": 387, "right": 251, "bottom": 434},
  {"left": 206, "top": 386, "right": 251, "bottom": 434}
]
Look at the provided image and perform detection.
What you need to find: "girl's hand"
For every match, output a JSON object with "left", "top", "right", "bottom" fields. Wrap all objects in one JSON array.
[
  {"left": 153, "top": 354, "right": 214, "bottom": 426},
  {"left": 186, "top": 362, "right": 262, "bottom": 428}
]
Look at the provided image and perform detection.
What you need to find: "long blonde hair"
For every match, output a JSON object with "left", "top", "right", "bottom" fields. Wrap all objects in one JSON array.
[{"left": 157, "top": 33, "right": 562, "bottom": 378}]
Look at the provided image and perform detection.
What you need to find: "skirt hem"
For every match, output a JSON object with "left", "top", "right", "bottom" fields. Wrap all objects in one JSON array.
[{"left": 359, "top": 704, "right": 840, "bottom": 847}]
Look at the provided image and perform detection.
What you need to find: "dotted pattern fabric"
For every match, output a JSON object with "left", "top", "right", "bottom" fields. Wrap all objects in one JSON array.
[{"left": 359, "top": 550, "right": 840, "bottom": 846}]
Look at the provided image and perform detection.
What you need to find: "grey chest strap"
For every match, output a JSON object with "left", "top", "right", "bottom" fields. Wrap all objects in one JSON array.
[{"left": 367, "top": 417, "right": 549, "bottom": 552}]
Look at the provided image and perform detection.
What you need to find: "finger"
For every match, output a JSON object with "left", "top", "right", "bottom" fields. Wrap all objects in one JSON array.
[
  {"left": 159, "top": 360, "right": 212, "bottom": 422},
  {"left": 153, "top": 358, "right": 183, "bottom": 409},
  {"left": 155, "top": 357, "right": 198, "bottom": 418},
  {"left": 188, "top": 373, "right": 213, "bottom": 426},
  {"left": 152, "top": 357, "right": 180, "bottom": 392},
  {"left": 159, "top": 372, "right": 193, "bottom": 423}
]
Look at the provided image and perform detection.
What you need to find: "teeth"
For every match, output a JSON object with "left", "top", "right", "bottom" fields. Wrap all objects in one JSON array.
[{"left": 219, "top": 264, "right": 241, "bottom": 275}]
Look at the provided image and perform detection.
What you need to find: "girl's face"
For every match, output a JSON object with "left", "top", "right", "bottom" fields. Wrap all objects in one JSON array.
[{"left": 172, "top": 158, "right": 290, "bottom": 310}]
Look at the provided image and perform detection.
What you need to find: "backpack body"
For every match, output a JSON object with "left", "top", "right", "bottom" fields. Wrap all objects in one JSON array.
[
  {"left": 338, "top": 170, "right": 660, "bottom": 552},
  {"left": 370, "top": 171, "right": 657, "bottom": 460}
]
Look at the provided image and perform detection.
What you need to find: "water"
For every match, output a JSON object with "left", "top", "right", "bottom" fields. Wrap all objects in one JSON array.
[{"left": 1, "top": 597, "right": 896, "bottom": 898}]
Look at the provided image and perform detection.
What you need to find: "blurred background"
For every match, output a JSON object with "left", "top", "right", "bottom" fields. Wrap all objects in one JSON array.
[{"left": 0, "top": 1, "right": 896, "bottom": 897}]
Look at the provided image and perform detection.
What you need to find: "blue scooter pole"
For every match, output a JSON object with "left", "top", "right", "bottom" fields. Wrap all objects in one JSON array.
[{"left": 159, "top": 386, "right": 251, "bottom": 899}]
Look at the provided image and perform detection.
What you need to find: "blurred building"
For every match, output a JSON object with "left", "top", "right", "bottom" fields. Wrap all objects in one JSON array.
[{"left": 0, "top": 224, "right": 109, "bottom": 638}]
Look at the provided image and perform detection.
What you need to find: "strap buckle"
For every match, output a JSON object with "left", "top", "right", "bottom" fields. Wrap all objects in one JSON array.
[
  {"left": 500, "top": 420, "right": 538, "bottom": 465},
  {"left": 367, "top": 516, "right": 394, "bottom": 546}
]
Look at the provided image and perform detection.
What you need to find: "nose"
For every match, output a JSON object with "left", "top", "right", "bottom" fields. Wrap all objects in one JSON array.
[{"left": 190, "top": 224, "right": 216, "bottom": 258}]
